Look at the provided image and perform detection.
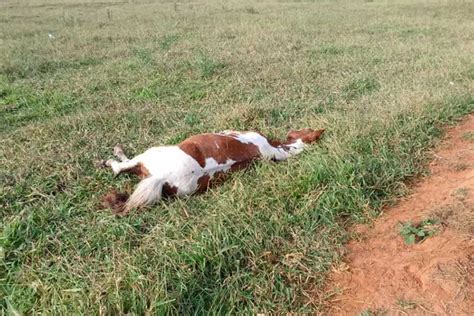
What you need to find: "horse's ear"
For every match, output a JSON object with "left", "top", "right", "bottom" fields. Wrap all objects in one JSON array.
[
  {"left": 314, "top": 128, "right": 325, "bottom": 138},
  {"left": 306, "top": 128, "right": 325, "bottom": 143}
]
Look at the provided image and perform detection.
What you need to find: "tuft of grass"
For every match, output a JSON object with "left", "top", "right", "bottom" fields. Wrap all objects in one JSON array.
[
  {"left": 132, "top": 47, "right": 154, "bottom": 65},
  {"left": 399, "top": 219, "right": 439, "bottom": 245},
  {"left": 245, "top": 6, "right": 259, "bottom": 14},
  {"left": 194, "top": 53, "right": 226, "bottom": 78},
  {"left": 462, "top": 131, "right": 474, "bottom": 142},
  {"left": 452, "top": 187, "right": 469, "bottom": 201},
  {"left": 313, "top": 45, "right": 344, "bottom": 56},
  {"left": 343, "top": 77, "right": 380, "bottom": 101},
  {"left": 359, "top": 308, "right": 387, "bottom": 316},
  {"left": 432, "top": 200, "right": 473, "bottom": 235},
  {"left": 397, "top": 299, "right": 419, "bottom": 311},
  {"left": 184, "top": 112, "right": 202, "bottom": 127},
  {"left": 158, "top": 34, "right": 179, "bottom": 50}
]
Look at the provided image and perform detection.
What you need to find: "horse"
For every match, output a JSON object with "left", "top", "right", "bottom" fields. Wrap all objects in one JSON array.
[{"left": 99, "top": 128, "right": 325, "bottom": 215}]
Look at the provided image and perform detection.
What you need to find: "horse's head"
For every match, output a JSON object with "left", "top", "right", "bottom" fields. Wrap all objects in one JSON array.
[{"left": 286, "top": 128, "right": 325, "bottom": 144}]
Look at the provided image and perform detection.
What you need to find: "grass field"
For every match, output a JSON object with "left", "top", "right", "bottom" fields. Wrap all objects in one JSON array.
[{"left": 1, "top": 0, "right": 473, "bottom": 313}]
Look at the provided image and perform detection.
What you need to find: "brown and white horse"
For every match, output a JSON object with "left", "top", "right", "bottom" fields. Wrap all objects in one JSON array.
[{"left": 100, "top": 128, "right": 325, "bottom": 215}]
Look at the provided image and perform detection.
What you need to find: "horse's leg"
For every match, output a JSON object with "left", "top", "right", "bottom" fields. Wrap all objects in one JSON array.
[
  {"left": 113, "top": 145, "right": 129, "bottom": 162},
  {"left": 97, "top": 145, "right": 136, "bottom": 174},
  {"left": 264, "top": 140, "right": 306, "bottom": 161},
  {"left": 260, "top": 128, "right": 325, "bottom": 161},
  {"left": 256, "top": 138, "right": 305, "bottom": 161},
  {"left": 104, "top": 157, "right": 140, "bottom": 176}
]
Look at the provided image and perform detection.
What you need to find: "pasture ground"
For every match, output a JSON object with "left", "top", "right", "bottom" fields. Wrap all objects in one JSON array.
[
  {"left": 328, "top": 114, "right": 474, "bottom": 315},
  {"left": 1, "top": 0, "right": 473, "bottom": 313}
]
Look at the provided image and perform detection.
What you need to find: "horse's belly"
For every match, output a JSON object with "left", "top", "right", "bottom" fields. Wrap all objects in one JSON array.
[{"left": 140, "top": 145, "right": 253, "bottom": 196}]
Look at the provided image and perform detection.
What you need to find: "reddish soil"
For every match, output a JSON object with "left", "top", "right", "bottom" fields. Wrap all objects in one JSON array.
[{"left": 327, "top": 115, "right": 474, "bottom": 315}]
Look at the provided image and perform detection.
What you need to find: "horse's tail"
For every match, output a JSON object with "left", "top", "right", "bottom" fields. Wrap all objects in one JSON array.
[{"left": 122, "top": 176, "right": 164, "bottom": 215}]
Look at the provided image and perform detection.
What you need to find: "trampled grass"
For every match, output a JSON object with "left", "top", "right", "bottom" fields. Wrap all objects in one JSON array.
[{"left": 1, "top": 0, "right": 473, "bottom": 313}]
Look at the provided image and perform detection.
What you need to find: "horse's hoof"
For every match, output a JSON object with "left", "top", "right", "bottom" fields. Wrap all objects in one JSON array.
[
  {"left": 95, "top": 159, "right": 108, "bottom": 169},
  {"left": 113, "top": 145, "right": 125, "bottom": 156}
]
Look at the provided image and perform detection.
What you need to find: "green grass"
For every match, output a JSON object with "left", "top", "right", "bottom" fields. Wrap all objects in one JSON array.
[
  {"left": 396, "top": 299, "right": 420, "bottom": 311},
  {"left": 399, "top": 219, "right": 440, "bottom": 245},
  {"left": 359, "top": 308, "right": 387, "bottom": 316},
  {"left": 462, "top": 131, "right": 474, "bottom": 142},
  {"left": 342, "top": 77, "right": 380, "bottom": 101},
  {"left": 1, "top": 0, "right": 473, "bottom": 313}
]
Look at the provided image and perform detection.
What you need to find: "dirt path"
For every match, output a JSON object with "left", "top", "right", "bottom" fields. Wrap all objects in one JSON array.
[{"left": 327, "top": 115, "right": 474, "bottom": 315}]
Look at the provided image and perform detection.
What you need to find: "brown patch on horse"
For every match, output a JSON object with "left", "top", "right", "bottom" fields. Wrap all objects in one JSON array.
[
  {"left": 254, "top": 131, "right": 282, "bottom": 148},
  {"left": 162, "top": 182, "right": 178, "bottom": 197},
  {"left": 196, "top": 160, "right": 255, "bottom": 193},
  {"left": 196, "top": 174, "right": 212, "bottom": 193},
  {"left": 286, "top": 128, "right": 325, "bottom": 144},
  {"left": 267, "top": 138, "right": 283, "bottom": 147},
  {"left": 196, "top": 172, "right": 230, "bottom": 193},
  {"left": 124, "top": 163, "right": 150, "bottom": 179},
  {"left": 178, "top": 133, "right": 260, "bottom": 167},
  {"left": 100, "top": 190, "right": 129, "bottom": 212}
]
